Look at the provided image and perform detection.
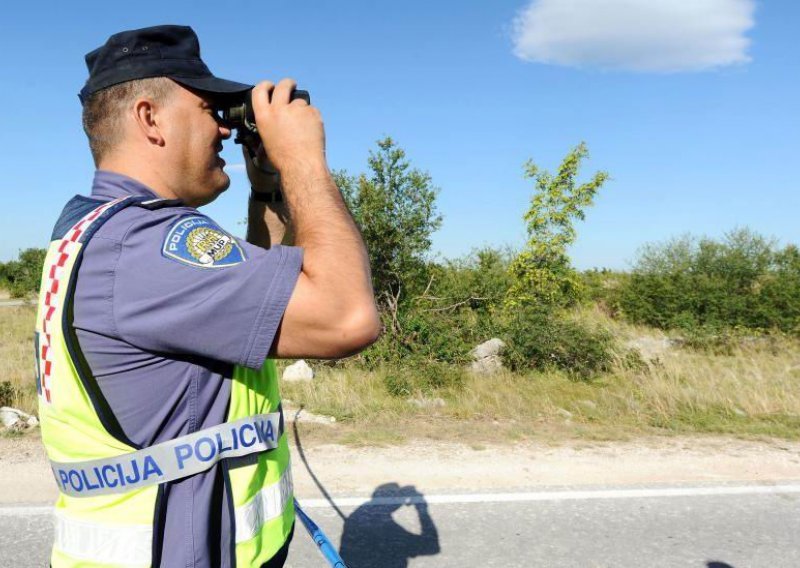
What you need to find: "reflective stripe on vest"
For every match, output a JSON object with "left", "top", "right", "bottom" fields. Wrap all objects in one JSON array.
[
  {"left": 235, "top": 465, "right": 294, "bottom": 543},
  {"left": 54, "top": 510, "right": 153, "bottom": 566},
  {"left": 54, "top": 466, "right": 294, "bottom": 563},
  {"left": 50, "top": 411, "right": 284, "bottom": 497}
]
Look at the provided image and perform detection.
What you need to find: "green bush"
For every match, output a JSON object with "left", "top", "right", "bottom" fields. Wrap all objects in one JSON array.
[
  {"left": 360, "top": 308, "right": 478, "bottom": 368},
  {"left": 357, "top": 247, "right": 513, "bottom": 368},
  {"left": 501, "top": 307, "right": 615, "bottom": 379},
  {"left": 619, "top": 229, "right": 800, "bottom": 333},
  {"left": 1, "top": 248, "right": 46, "bottom": 298},
  {"left": 424, "top": 247, "right": 514, "bottom": 317},
  {"left": 353, "top": 244, "right": 621, "bottom": 381}
]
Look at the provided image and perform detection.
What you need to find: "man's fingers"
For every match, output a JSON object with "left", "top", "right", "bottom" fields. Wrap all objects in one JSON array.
[
  {"left": 271, "top": 78, "right": 298, "bottom": 105},
  {"left": 251, "top": 81, "right": 275, "bottom": 114}
]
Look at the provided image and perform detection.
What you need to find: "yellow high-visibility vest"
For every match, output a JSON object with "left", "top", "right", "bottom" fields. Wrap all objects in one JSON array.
[{"left": 35, "top": 196, "right": 293, "bottom": 567}]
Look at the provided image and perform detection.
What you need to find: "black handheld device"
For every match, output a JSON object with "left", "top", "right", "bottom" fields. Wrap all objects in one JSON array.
[
  {"left": 220, "top": 88, "right": 310, "bottom": 147},
  {"left": 219, "top": 88, "right": 310, "bottom": 171}
]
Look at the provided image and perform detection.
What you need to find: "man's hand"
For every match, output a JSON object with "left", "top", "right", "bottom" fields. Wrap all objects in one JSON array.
[{"left": 250, "top": 79, "right": 327, "bottom": 177}]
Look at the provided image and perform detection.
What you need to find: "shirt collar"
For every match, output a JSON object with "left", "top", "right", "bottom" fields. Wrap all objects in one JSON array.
[{"left": 91, "top": 170, "right": 160, "bottom": 201}]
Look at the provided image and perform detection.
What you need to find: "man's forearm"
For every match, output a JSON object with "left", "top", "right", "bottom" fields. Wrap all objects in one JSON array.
[
  {"left": 281, "top": 162, "right": 374, "bottom": 305},
  {"left": 247, "top": 77, "right": 380, "bottom": 353}
]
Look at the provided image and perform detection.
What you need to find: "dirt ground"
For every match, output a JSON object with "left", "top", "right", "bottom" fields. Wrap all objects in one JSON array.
[{"left": 2, "top": 433, "right": 799, "bottom": 505}]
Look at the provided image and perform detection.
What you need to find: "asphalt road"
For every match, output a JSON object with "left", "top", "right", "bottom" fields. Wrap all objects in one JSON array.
[{"left": 1, "top": 484, "right": 798, "bottom": 567}]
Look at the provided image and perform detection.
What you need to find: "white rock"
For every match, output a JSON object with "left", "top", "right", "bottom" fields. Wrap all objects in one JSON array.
[
  {"left": 0, "top": 408, "right": 20, "bottom": 429},
  {"left": 469, "top": 338, "right": 507, "bottom": 376},
  {"left": 471, "top": 338, "right": 506, "bottom": 360},
  {"left": 0, "top": 407, "right": 37, "bottom": 429},
  {"left": 282, "top": 360, "right": 314, "bottom": 382}
]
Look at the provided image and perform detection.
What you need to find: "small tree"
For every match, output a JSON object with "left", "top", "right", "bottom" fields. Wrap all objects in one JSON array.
[
  {"left": 506, "top": 142, "right": 609, "bottom": 309},
  {"left": 336, "top": 137, "right": 442, "bottom": 315}
]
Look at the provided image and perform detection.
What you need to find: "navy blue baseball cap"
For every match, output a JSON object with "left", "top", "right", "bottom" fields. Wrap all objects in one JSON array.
[{"left": 79, "top": 25, "right": 252, "bottom": 104}]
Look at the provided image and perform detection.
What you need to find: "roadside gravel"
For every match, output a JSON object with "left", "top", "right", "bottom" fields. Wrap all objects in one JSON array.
[{"left": 2, "top": 433, "right": 799, "bottom": 505}]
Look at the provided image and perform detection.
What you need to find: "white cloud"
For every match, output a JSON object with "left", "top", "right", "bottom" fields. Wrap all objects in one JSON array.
[
  {"left": 512, "top": 0, "right": 755, "bottom": 72},
  {"left": 225, "top": 163, "right": 247, "bottom": 173}
]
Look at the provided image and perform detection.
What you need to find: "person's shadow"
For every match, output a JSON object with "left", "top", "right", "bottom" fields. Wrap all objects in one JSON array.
[{"left": 339, "top": 483, "right": 441, "bottom": 568}]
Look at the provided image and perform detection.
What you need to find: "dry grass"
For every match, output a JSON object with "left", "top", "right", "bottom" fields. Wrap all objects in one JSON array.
[
  {"left": 284, "top": 346, "right": 800, "bottom": 446},
  {"left": 285, "top": 307, "right": 800, "bottom": 444},
  {"left": 3, "top": 305, "right": 799, "bottom": 444},
  {"left": 0, "top": 305, "right": 38, "bottom": 414}
]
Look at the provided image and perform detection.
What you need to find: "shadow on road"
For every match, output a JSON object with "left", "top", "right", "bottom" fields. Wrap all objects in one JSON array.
[
  {"left": 339, "top": 483, "right": 441, "bottom": 568},
  {"left": 707, "top": 563, "right": 735, "bottom": 568},
  {"left": 291, "top": 410, "right": 440, "bottom": 567}
]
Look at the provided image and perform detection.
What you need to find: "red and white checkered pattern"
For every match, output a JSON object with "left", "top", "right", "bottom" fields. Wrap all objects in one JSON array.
[{"left": 39, "top": 199, "right": 124, "bottom": 404}]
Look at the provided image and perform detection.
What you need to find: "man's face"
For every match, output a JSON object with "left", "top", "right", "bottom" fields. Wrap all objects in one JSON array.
[{"left": 161, "top": 86, "right": 232, "bottom": 207}]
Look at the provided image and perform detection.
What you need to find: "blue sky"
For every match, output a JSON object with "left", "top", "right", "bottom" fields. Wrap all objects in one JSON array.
[{"left": 1, "top": 0, "right": 798, "bottom": 269}]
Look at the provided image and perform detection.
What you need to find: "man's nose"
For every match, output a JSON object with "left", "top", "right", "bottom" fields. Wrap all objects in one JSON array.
[{"left": 219, "top": 125, "right": 232, "bottom": 140}]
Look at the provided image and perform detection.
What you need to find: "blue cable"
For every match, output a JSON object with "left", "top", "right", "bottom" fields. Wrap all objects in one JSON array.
[{"left": 294, "top": 498, "right": 349, "bottom": 568}]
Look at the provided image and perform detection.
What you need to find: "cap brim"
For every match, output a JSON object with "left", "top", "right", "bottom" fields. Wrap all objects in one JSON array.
[{"left": 170, "top": 75, "right": 252, "bottom": 97}]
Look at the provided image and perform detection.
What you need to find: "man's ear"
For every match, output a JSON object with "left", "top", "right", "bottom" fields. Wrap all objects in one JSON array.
[{"left": 133, "top": 98, "right": 166, "bottom": 147}]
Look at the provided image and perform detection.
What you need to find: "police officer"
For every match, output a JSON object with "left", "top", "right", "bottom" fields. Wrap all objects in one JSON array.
[{"left": 34, "top": 25, "right": 380, "bottom": 568}]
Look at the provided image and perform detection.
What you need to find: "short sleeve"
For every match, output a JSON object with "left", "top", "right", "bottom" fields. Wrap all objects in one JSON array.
[{"left": 111, "top": 211, "right": 303, "bottom": 369}]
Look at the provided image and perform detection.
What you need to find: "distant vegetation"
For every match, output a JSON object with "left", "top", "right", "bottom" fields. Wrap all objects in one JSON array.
[
  {"left": 616, "top": 230, "right": 800, "bottom": 334},
  {"left": 0, "top": 248, "right": 46, "bottom": 299},
  {"left": 4, "top": 138, "right": 800, "bottom": 442}
]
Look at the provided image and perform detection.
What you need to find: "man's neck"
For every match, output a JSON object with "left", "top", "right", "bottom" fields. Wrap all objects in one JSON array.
[{"left": 96, "top": 160, "right": 179, "bottom": 201}]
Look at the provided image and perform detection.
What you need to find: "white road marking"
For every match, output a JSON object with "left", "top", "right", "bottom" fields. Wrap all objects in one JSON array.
[
  {"left": 3, "top": 484, "right": 799, "bottom": 516},
  {"left": 300, "top": 483, "right": 800, "bottom": 508}
]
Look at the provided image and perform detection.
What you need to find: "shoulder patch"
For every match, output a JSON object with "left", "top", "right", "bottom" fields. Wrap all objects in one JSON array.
[{"left": 162, "top": 216, "right": 246, "bottom": 268}]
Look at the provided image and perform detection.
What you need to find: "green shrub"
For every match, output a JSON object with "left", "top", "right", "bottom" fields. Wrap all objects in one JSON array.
[
  {"left": 360, "top": 308, "right": 478, "bottom": 368},
  {"left": 1, "top": 248, "right": 46, "bottom": 298},
  {"left": 619, "top": 230, "right": 800, "bottom": 333},
  {"left": 501, "top": 308, "right": 615, "bottom": 379},
  {"left": 356, "top": 247, "right": 514, "bottom": 368},
  {"left": 423, "top": 247, "right": 514, "bottom": 316}
]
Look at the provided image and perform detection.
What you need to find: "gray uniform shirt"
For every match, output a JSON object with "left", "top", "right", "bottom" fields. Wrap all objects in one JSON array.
[{"left": 72, "top": 170, "right": 303, "bottom": 567}]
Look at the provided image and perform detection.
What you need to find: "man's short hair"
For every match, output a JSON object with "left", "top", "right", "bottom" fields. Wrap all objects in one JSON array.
[{"left": 81, "top": 77, "right": 176, "bottom": 165}]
